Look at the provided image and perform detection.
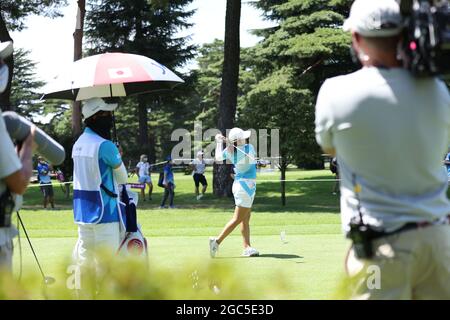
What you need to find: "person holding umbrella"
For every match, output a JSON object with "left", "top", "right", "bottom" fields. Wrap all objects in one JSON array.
[
  {"left": 72, "top": 98, "right": 128, "bottom": 276},
  {"left": 209, "top": 128, "right": 259, "bottom": 258}
]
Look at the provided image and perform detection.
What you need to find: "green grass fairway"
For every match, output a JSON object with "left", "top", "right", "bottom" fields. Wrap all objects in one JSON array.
[{"left": 12, "top": 168, "right": 350, "bottom": 299}]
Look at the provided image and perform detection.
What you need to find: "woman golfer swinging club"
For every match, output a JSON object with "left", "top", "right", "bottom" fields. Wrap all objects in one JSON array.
[{"left": 209, "top": 128, "right": 259, "bottom": 258}]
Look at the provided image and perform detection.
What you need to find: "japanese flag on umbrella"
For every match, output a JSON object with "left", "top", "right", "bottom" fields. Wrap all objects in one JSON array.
[{"left": 41, "top": 52, "right": 184, "bottom": 101}]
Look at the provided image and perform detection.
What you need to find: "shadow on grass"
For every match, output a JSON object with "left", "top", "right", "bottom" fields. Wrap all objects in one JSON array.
[
  {"left": 257, "top": 253, "right": 303, "bottom": 259},
  {"left": 215, "top": 253, "right": 303, "bottom": 260}
]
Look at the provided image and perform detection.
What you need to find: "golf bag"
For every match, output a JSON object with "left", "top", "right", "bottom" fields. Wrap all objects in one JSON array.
[{"left": 118, "top": 185, "right": 148, "bottom": 257}]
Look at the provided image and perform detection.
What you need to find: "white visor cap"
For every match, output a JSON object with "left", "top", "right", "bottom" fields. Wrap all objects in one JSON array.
[
  {"left": 82, "top": 97, "right": 118, "bottom": 119},
  {"left": 343, "top": 0, "right": 403, "bottom": 37},
  {"left": 228, "top": 127, "right": 251, "bottom": 142}
]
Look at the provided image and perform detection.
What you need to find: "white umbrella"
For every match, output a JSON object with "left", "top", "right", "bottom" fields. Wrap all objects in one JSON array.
[{"left": 41, "top": 52, "right": 184, "bottom": 101}]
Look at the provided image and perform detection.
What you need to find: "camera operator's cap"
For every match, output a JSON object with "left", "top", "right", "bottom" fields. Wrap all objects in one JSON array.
[
  {"left": 0, "top": 41, "right": 13, "bottom": 59},
  {"left": 82, "top": 97, "right": 118, "bottom": 119},
  {"left": 228, "top": 127, "right": 251, "bottom": 143},
  {"left": 343, "top": 0, "right": 403, "bottom": 37}
]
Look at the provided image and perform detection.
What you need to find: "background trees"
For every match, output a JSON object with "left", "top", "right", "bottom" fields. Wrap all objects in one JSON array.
[
  {"left": 2, "top": 0, "right": 359, "bottom": 200},
  {"left": 0, "top": 0, "right": 67, "bottom": 109},
  {"left": 247, "top": 0, "right": 354, "bottom": 169},
  {"left": 85, "top": 0, "right": 196, "bottom": 164},
  {"left": 10, "top": 48, "right": 45, "bottom": 117}
]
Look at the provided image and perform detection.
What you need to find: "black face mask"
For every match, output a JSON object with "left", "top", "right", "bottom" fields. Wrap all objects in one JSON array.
[{"left": 85, "top": 114, "right": 113, "bottom": 140}]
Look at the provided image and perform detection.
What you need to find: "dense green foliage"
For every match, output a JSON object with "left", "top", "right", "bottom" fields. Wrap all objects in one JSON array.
[
  {"left": 0, "top": 0, "right": 68, "bottom": 31},
  {"left": 84, "top": 0, "right": 197, "bottom": 163},
  {"left": 10, "top": 48, "right": 45, "bottom": 117},
  {"left": 5, "top": 0, "right": 359, "bottom": 173},
  {"left": 243, "top": 0, "right": 355, "bottom": 169}
]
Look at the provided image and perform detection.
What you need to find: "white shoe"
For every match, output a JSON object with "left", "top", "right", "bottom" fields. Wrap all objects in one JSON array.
[
  {"left": 209, "top": 238, "right": 219, "bottom": 258},
  {"left": 196, "top": 195, "right": 201, "bottom": 200},
  {"left": 242, "top": 247, "right": 259, "bottom": 257}
]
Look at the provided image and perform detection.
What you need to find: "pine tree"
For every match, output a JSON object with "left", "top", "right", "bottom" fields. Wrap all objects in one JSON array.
[
  {"left": 0, "top": 0, "right": 67, "bottom": 110},
  {"left": 247, "top": 0, "right": 354, "bottom": 169},
  {"left": 238, "top": 0, "right": 354, "bottom": 204},
  {"left": 10, "top": 48, "right": 45, "bottom": 118}
]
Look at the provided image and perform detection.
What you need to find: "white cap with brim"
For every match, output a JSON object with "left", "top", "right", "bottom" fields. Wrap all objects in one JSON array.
[
  {"left": 343, "top": 0, "right": 403, "bottom": 37},
  {"left": 0, "top": 41, "right": 13, "bottom": 59},
  {"left": 228, "top": 127, "right": 251, "bottom": 142},
  {"left": 82, "top": 97, "right": 118, "bottom": 119},
  {"left": 197, "top": 151, "right": 204, "bottom": 157}
]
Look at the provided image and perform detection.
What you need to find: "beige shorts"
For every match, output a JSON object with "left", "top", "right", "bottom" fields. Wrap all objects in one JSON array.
[{"left": 345, "top": 224, "right": 450, "bottom": 300}]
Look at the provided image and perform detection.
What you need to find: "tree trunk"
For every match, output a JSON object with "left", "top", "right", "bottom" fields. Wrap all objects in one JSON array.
[
  {"left": 213, "top": 0, "right": 241, "bottom": 197},
  {"left": 0, "top": 11, "right": 13, "bottom": 111},
  {"left": 72, "top": 0, "right": 85, "bottom": 138},
  {"left": 134, "top": 8, "right": 153, "bottom": 160},
  {"left": 138, "top": 95, "right": 150, "bottom": 157},
  {"left": 280, "top": 164, "right": 287, "bottom": 206},
  {"left": 149, "top": 131, "right": 157, "bottom": 164}
]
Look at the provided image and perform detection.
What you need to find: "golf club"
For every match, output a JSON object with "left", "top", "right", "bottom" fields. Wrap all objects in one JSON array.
[{"left": 16, "top": 212, "right": 55, "bottom": 285}]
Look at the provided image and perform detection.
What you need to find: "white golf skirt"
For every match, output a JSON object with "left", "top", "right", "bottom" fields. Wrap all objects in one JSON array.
[{"left": 232, "top": 178, "right": 256, "bottom": 208}]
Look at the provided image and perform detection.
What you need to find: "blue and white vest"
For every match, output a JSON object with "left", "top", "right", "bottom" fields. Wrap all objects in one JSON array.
[{"left": 72, "top": 132, "right": 118, "bottom": 224}]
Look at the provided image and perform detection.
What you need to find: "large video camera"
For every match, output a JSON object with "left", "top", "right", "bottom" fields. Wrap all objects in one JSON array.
[
  {"left": 399, "top": 0, "right": 450, "bottom": 78},
  {"left": 2, "top": 111, "right": 65, "bottom": 165}
]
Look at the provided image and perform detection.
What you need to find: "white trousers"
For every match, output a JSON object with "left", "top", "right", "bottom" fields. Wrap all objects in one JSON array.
[{"left": 73, "top": 222, "right": 121, "bottom": 267}]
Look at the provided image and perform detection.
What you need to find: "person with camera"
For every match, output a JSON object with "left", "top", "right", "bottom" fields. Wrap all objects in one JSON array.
[
  {"left": 315, "top": 0, "right": 450, "bottom": 299},
  {"left": 72, "top": 98, "right": 128, "bottom": 277},
  {"left": 0, "top": 41, "right": 36, "bottom": 272},
  {"left": 36, "top": 156, "right": 55, "bottom": 209}
]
